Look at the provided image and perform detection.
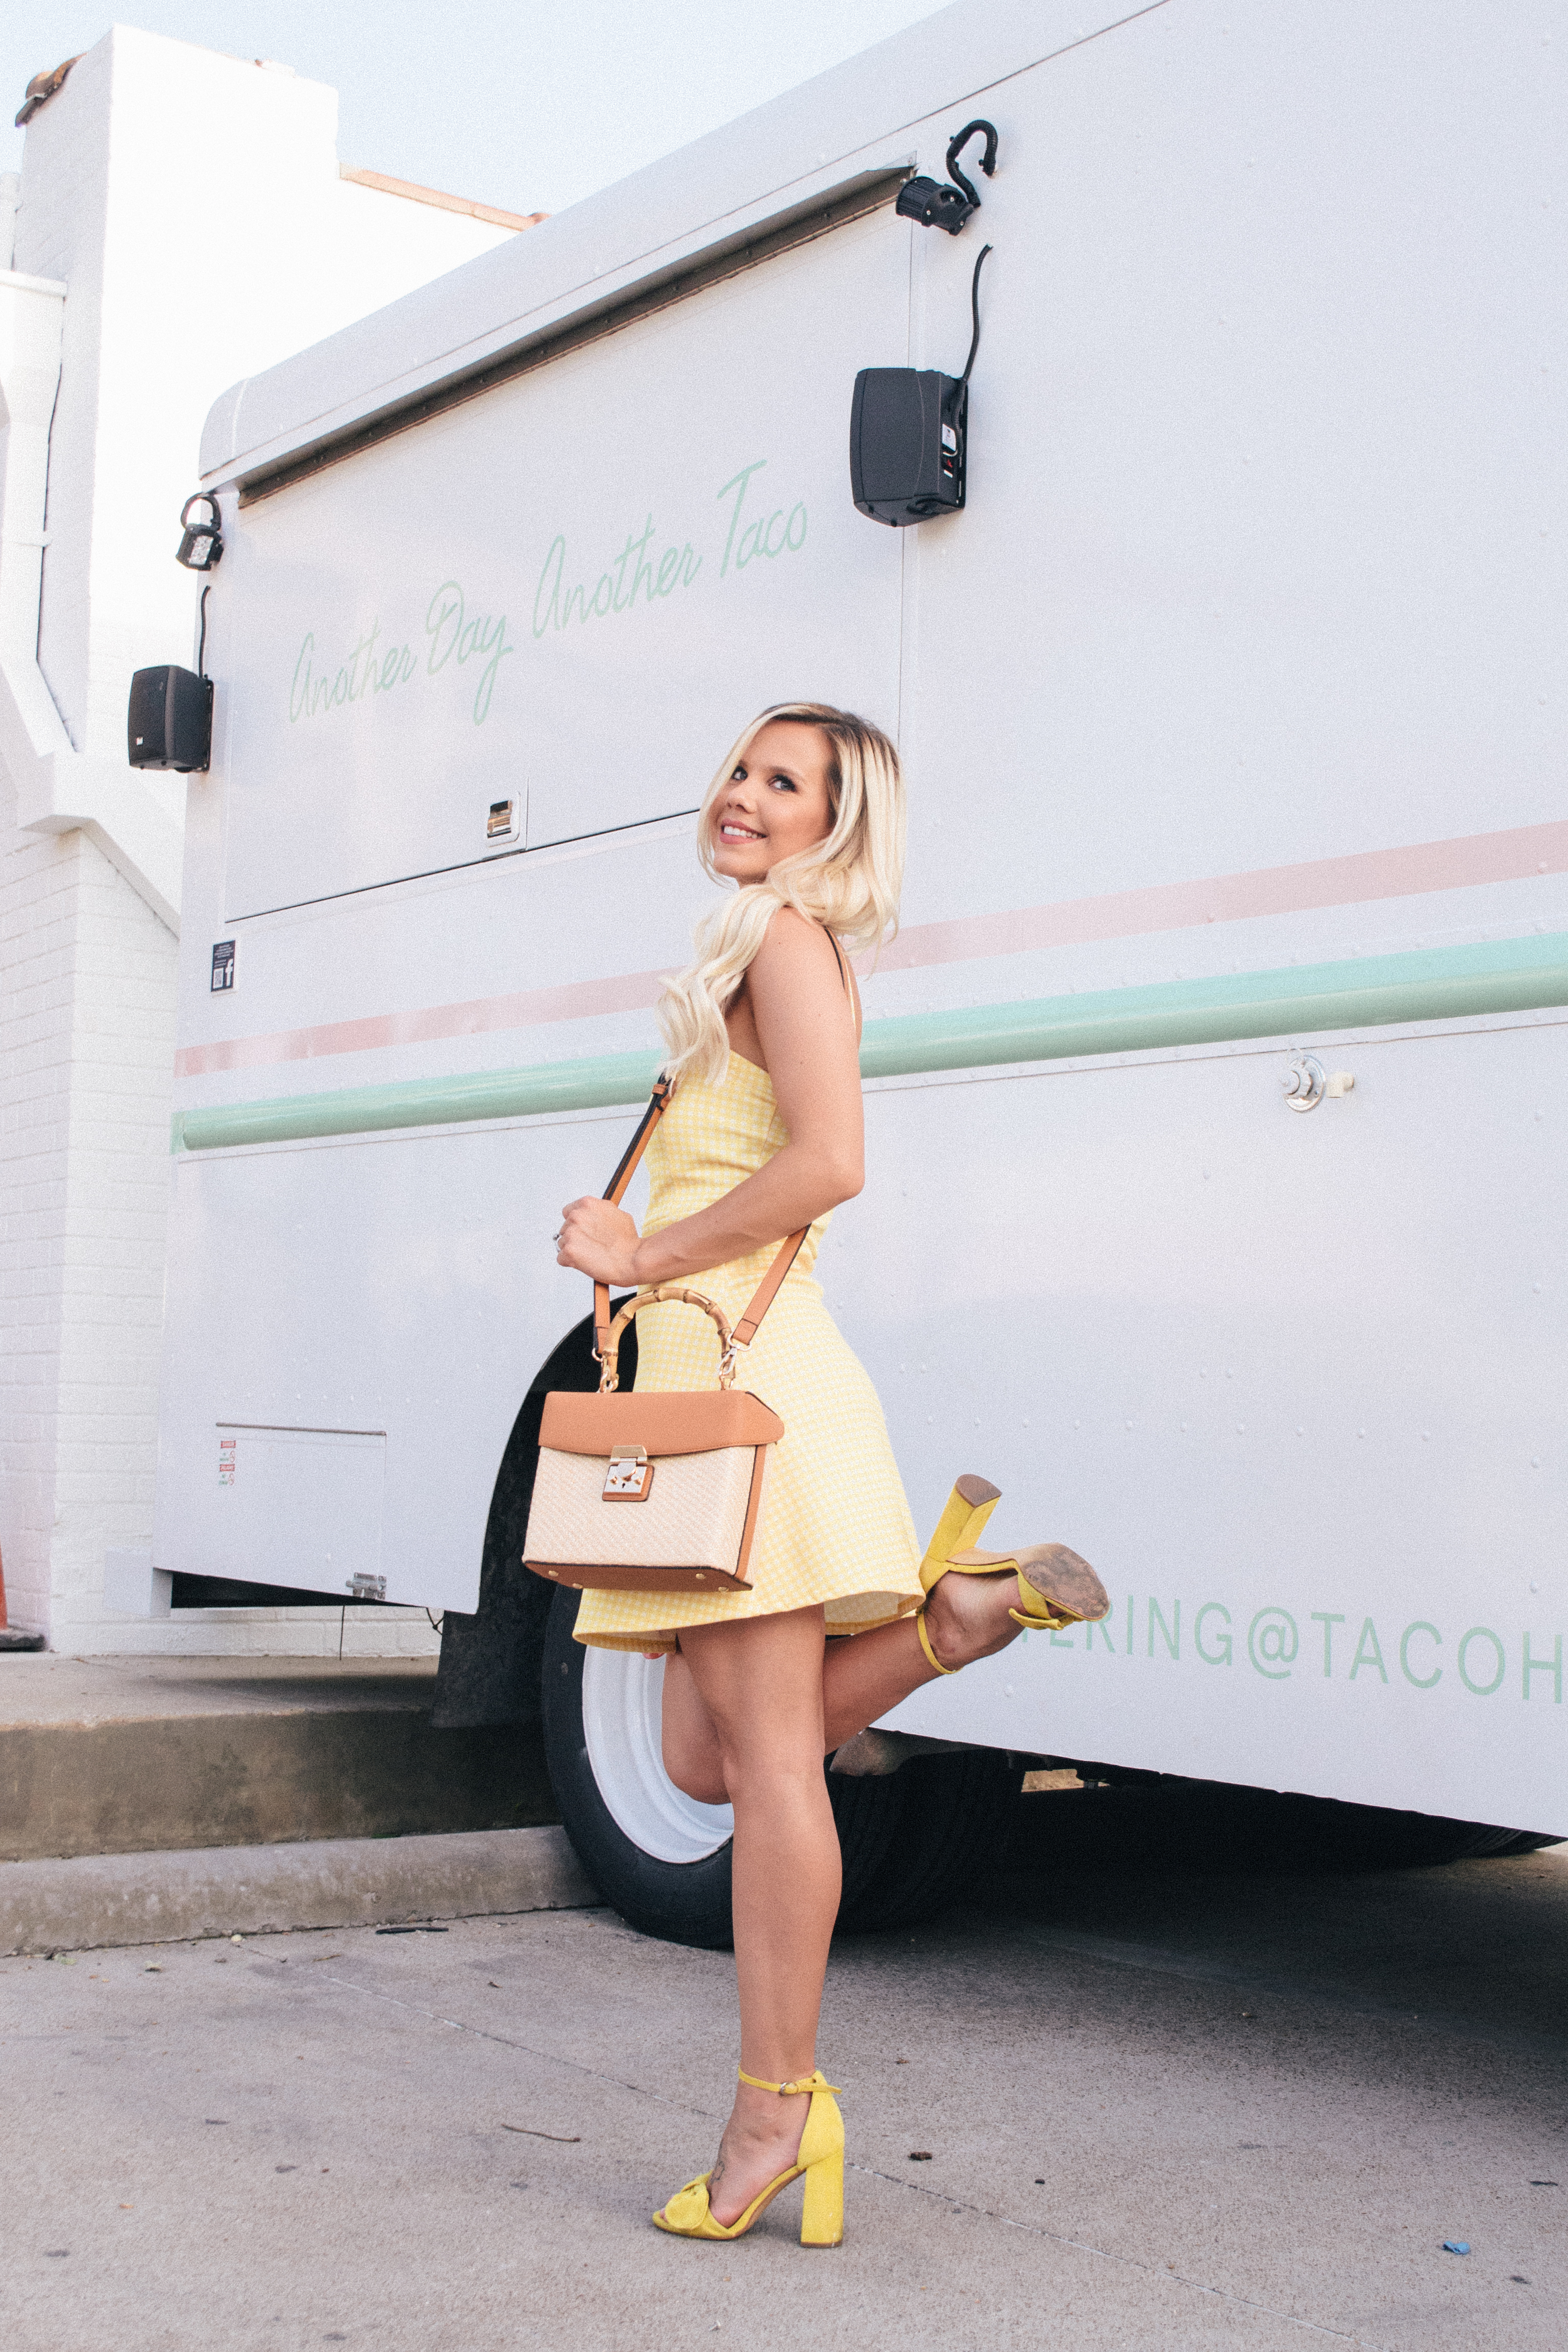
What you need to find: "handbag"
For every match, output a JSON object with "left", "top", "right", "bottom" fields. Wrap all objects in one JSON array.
[{"left": 523, "top": 1075, "right": 808, "bottom": 1595}]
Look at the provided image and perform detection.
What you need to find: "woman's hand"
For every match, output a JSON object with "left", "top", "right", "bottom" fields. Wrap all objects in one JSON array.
[{"left": 555, "top": 1195, "right": 644, "bottom": 1285}]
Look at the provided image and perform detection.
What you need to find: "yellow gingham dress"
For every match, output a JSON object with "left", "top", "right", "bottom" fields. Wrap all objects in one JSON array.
[{"left": 573, "top": 1051, "right": 924, "bottom": 1652}]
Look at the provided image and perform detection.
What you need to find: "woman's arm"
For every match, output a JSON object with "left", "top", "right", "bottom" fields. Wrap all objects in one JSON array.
[{"left": 555, "top": 909, "right": 863, "bottom": 1287}]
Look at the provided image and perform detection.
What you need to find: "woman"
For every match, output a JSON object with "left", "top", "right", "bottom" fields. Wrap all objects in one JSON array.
[{"left": 556, "top": 703, "right": 1107, "bottom": 2247}]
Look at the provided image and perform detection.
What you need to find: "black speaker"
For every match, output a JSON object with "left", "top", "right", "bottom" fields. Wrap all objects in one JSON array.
[
  {"left": 849, "top": 369, "right": 968, "bottom": 527},
  {"left": 127, "top": 665, "right": 212, "bottom": 772}
]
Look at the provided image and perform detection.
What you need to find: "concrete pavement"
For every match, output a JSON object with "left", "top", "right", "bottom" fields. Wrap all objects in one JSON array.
[{"left": 3, "top": 1836, "right": 1563, "bottom": 2350}]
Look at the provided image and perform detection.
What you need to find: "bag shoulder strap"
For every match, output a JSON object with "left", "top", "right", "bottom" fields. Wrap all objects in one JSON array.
[
  {"left": 594, "top": 1072, "right": 674, "bottom": 1357},
  {"left": 592, "top": 929, "right": 852, "bottom": 1363}
]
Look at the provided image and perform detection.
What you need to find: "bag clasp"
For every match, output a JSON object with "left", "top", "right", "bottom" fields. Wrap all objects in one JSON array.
[{"left": 602, "top": 1445, "right": 654, "bottom": 1502}]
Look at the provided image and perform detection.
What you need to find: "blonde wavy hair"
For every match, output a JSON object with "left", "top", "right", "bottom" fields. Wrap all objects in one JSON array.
[{"left": 656, "top": 702, "right": 905, "bottom": 1087}]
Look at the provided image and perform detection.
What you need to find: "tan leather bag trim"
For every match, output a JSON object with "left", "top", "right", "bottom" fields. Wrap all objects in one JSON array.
[
  {"left": 731, "top": 1439, "right": 770, "bottom": 1585},
  {"left": 540, "top": 1389, "right": 783, "bottom": 1456},
  {"left": 593, "top": 1074, "right": 675, "bottom": 1356},
  {"left": 731, "top": 1229, "right": 808, "bottom": 1347},
  {"left": 527, "top": 1559, "right": 753, "bottom": 1594}
]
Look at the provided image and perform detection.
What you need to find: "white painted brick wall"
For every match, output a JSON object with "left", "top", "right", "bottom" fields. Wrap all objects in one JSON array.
[
  {"left": 0, "top": 817, "right": 75, "bottom": 1630},
  {"left": 0, "top": 29, "right": 528, "bottom": 1654}
]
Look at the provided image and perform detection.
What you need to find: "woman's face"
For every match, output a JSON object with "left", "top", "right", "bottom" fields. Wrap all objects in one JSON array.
[{"left": 709, "top": 721, "right": 836, "bottom": 886}]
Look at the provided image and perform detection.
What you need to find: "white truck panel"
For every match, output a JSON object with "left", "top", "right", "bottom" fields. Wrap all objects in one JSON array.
[
  {"left": 867, "top": 1019, "right": 1564, "bottom": 1831},
  {"left": 221, "top": 210, "right": 910, "bottom": 916}
]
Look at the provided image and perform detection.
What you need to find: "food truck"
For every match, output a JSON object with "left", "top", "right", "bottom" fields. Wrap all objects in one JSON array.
[{"left": 152, "top": 0, "right": 1566, "bottom": 1938}]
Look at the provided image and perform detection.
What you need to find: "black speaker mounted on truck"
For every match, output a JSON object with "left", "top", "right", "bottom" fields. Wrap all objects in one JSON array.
[
  {"left": 128, "top": 496, "right": 218, "bottom": 773},
  {"left": 850, "top": 242, "right": 992, "bottom": 528},
  {"left": 852, "top": 121, "right": 997, "bottom": 528},
  {"left": 127, "top": 663, "right": 213, "bottom": 774}
]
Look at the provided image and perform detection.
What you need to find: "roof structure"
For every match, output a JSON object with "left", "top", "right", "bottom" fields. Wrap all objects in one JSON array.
[{"left": 339, "top": 165, "right": 546, "bottom": 236}]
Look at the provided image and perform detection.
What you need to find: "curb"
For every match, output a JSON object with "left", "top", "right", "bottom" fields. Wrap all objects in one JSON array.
[
  {"left": 0, "top": 1704, "right": 555, "bottom": 1863},
  {"left": 0, "top": 1824, "right": 600, "bottom": 1955}
]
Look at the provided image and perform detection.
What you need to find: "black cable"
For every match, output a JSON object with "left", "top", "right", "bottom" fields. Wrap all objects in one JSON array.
[
  {"left": 960, "top": 243, "right": 993, "bottom": 385},
  {"left": 944, "top": 118, "right": 998, "bottom": 212},
  {"left": 197, "top": 582, "right": 211, "bottom": 679}
]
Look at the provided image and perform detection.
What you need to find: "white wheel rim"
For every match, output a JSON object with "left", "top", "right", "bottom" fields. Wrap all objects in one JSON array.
[{"left": 580, "top": 1649, "right": 733, "bottom": 1864}]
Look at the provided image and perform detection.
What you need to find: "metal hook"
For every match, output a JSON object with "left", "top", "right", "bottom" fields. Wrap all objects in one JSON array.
[{"left": 944, "top": 119, "right": 999, "bottom": 212}]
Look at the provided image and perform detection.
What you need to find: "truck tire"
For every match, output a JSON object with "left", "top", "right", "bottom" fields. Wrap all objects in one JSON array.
[
  {"left": 542, "top": 1587, "right": 1016, "bottom": 1945},
  {"left": 830, "top": 1746, "right": 1018, "bottom": 1932}
]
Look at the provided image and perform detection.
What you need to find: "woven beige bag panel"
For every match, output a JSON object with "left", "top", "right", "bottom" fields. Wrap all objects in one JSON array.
[{"left": 527, "top": 1444, "right": 758, "bottom": 1571}]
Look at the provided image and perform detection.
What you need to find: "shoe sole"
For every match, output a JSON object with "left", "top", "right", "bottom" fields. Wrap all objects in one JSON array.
[{"left": 1015, "top": 1542, "right": 1110, "bottom": 1624}]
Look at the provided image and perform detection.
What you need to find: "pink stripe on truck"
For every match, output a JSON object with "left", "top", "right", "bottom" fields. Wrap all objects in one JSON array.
[
  {"left": 176, "top": 969, "right": 670, "bottom": 1076},
  {"left": 175, "top": 816, "right": 1568, "bottom": 1078},
  {"left": 880, "top": 818, "right": 1568, "bottom": 973}
]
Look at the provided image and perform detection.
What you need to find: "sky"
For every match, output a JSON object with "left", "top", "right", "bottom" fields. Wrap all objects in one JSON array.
[{"left": 3, "top": 1, "right": 952, "bottom": 215}]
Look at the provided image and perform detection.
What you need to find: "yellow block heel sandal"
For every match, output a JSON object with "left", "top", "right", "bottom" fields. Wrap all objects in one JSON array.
[
  {"left": 653, "top": 2069, "right": 844, "bottom": 2245},
  {"left": 915, "top": 1476, "right": 1111, "bottom": 1673}
]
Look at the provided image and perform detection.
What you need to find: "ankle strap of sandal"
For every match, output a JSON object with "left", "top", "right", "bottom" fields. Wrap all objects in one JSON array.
[
  {"left": 737, "top": 2066, "right": 840, "bottom": 2096},
  {"left": 915, "top": 1607, "right": 955, "bottom": 1675}
]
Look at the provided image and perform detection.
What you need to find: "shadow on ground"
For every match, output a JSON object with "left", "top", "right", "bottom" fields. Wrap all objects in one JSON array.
[{"left": 974, "top": 1778, "right": 1568, "bottom": 2060}]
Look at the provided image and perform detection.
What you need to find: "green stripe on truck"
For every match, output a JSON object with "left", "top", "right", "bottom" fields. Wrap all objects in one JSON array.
[
  {"left": 858, "top": 929, "right": 1568, "bottom": 1076},
  {"left": 173, "top": 930, "right": 1568, "bottom": 1153},
  {"left": 173, "top": 1049, "right": 668, "bottom": 1153}
]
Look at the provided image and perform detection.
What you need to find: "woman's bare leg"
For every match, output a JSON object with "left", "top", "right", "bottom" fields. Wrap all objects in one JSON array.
[
  {"left": 662, "top": 1569, "right": 1024, "bottom": 1800},
  {"left": 660, "top": 1646, "right": 730, "bottom": 1804},
  {"left": 820, "top": 1570, "right": 1024, "bottom": 1744},
  {"left": 675, "top": 1606, "right": 840, "bottom": 2228}
]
